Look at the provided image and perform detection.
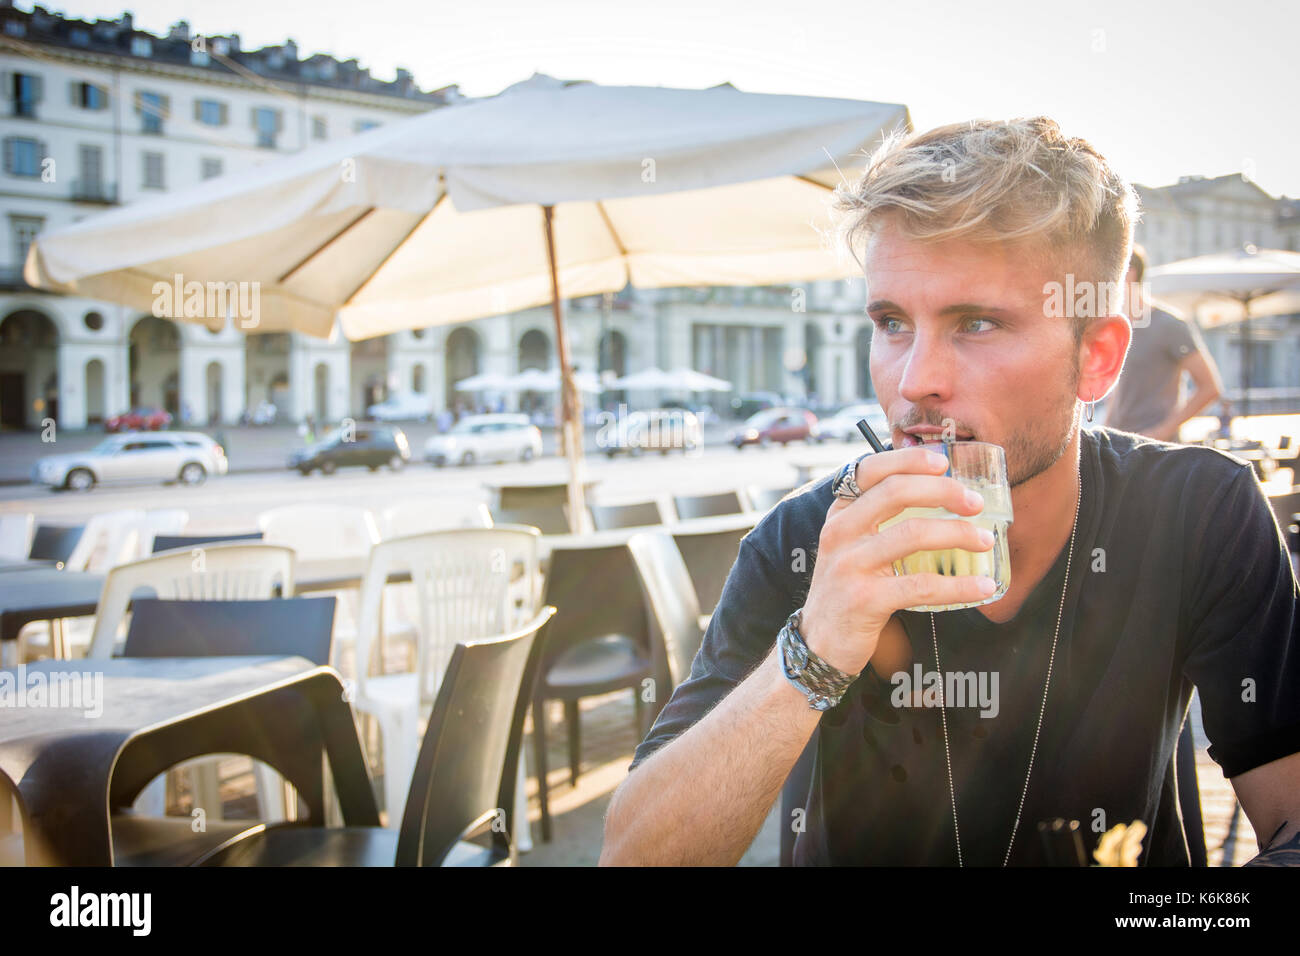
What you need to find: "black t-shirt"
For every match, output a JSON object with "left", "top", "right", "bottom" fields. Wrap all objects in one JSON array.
[{"left": 629, "top": 427, "right": 1300, "bottom": 865}]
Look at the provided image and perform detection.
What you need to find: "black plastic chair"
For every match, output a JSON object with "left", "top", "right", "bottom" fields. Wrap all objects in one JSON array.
[
  {"left": 124, "top": 597, "right": 336, "bottom": 665},
  {"left": 28, "top": 523, "right": 84, "bottom": 567},
  {"left": 590, "top": 501, "right": 665, "bottom": 531},
  {"left": 152, "top": 531, "right": 264, "bottom": 554},
  {"left": 194, "top": 607, "right": 555, "bottom": 866},
  {"left": 533, "top": 542, "right": 654, "bottom": 841},
  {"left": 111, "top": 596, "right": 338, "bottom": 866},
  {"left": 671, "top": 523, "right": 751, "bottom": 614},
  {"left": 673, "top": 491, "right": 744, "bottom": 521},
  {"left": 626, "top": 532, "right": 703, "bottom": 690},
  {"left": 495, "top": 506, "right": 571, "bottom": 535}
]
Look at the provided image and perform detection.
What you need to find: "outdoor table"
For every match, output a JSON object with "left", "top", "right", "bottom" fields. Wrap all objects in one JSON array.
[
  {"left": 0, "top": 558, "right": 57, "bottom": 573},
  {"left": 538, "top": 510, "right": 761, "bottom": 557},
  {"left": 0, "top": 568, "right": 105, "bottom": 660},
  {"left": 0, "top": 655, "right": 380, "bottom": 865},
  {"left": 295, "top": 557, "right": 411, "bottom": 594}
]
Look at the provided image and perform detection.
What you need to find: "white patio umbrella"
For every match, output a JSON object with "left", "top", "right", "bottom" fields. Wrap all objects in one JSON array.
[
  {"left": 1147, "top": 246, "right": 1300, "bottom": 416},
  {"left": 502, "top": 367, "right": 602, "bottom": 394},
  {"left": 25, "top": 72, "right": 909, "bottom": 523},
  {"left": 667, "top": 367, "right": 734, "bottom": 392},
  {"left": 609, "top": 367, "right": 679, "bottom": 391},
  {"left": 452, "top": 371, "right": 512, "bottom": 392}
]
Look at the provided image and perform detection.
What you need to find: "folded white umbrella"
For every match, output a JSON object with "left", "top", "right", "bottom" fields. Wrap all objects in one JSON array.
[
  {"left": 610, "top": 367, "right": 679, "bottom": 391},
  {"left": 502, "top": 367, "right": 602, "bottom": 393},
  {"left": 26, "top": 72, "right": 909, "bottom": 521}
]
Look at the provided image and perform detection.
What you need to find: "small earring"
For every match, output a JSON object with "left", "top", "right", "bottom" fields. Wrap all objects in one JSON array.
[{"left": 1086, "top": 391, "right": 1096, "bottom": 424}]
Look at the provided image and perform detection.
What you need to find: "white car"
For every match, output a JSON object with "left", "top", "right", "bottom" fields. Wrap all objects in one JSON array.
[
  {"left": 368, "top": 392, "right": 433, "bottom": 422},
  {"left": 816, "top": 403, "right": 890, "bottom": 443},
  {"left": 425, "top": 414, "right": 543, "bottom": 466},
  {"left": 31, "top": 432, "right": 229, "bottom": 491}
]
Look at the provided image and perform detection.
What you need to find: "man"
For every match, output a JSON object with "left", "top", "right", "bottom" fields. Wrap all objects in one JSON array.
[
  {"left": 600, "top": 117, "right": 1300, "bottom": 866},
  {"left": 1103, "top": 244, "right": 1223, "bottom": 441}
]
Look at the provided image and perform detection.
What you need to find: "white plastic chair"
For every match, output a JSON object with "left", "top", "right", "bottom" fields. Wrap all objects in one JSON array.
[
  {"left": 130, "top": 509, "right": 190, "bottom": 558},
  {"left": 18, "top": 510, "right": 144, "bottom": 661},
  {"left": 351, "top": 527, "right": 542, "bottom": 834},
  {"left": 86, "top": 543, "right": 297, "bottom": 822},
  {"left": 379, "top": 499, "right": 492, "bottom": 539},
  {"left": 0, "top": 513, "right": 33, "bottom": 562},
  {"left": 259, "top": 504, "right": 380, "bottom": 672}
]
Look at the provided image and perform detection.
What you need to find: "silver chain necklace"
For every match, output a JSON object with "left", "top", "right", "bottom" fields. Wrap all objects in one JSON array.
[{"left": 929, "top": 460, "right": 1081, "bottom": 867}]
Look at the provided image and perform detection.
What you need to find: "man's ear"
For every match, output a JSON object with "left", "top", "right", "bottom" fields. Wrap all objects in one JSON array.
[{"left": 1079, "top": 315, "right": 1131, "bottom": 402}]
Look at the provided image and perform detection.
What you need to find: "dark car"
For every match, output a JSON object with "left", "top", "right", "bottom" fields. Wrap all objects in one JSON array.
[
  {"left": 289, "top": 424, "right": 411, "bottom": 475},
  {"left": 730, "top": 407, "right": 819, "bottom": 448},
  {"left": 105, "top": 407, "right": 173, "bottom": 432}
]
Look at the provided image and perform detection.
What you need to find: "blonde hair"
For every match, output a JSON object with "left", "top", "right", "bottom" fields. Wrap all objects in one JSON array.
[{"left": 832, "top": 117, "right": 1140, "bottom": 340}]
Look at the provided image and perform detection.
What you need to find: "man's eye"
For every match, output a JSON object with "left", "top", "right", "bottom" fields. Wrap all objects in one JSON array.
[
  {"left": 962, "top": 317, "right": 998, "bottom": 332},
  {"left": 873, "top": 316, "right": 905, "bottom": 334}
]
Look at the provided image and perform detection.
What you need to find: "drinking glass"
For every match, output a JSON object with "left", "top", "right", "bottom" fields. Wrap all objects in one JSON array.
[{"left": 877, "top": 440, "right": 1013, "bottom": 611}]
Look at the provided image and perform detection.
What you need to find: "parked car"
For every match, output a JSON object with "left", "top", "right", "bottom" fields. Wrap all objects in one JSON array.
[
  {"left": 817, "top": 402, "right": 890, "bottom": 443},
  {"left": 730, "top": 407, "right": 819, "bottom": 448},
  {"left": 661, "top": 400, "right": 721, "bottom": 426},
  {"left": 729, "top": 392, "right": 785, "bottom": 420},
  {"left": 424, "top": 414, "right": 543, "bottom": 467},
  {"left": 367, "top": 392, "right": 433, "bottom": 422},
  {"left": 289, "top": 424, "right": 410, "bottom": 475},
  {"left": 105, "top": 407, "right": 172, "bottom": 432},
  {"left": 32, "top": 432, "right": 228, "bottom": 491},
  {"left": 600, "top": 408, "right": 702, "bottom": 457}
]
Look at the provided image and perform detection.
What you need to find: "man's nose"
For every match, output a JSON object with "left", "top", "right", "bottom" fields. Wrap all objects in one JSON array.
[{"left": 897, "top": 332, "right": 956, "bottom": 404}]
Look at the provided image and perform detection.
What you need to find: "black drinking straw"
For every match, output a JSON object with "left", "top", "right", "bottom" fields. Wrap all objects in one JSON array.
[{"left": 856, "top": 419, "right": 886, "bottom": 453}]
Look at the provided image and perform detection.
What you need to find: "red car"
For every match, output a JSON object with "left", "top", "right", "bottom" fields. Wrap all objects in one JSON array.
[
  {"left": 730, "top": 407, "right": 820, "bottom": 448},
  {"left": 105, "top": 407, "right": 173, "bottom": 432}
]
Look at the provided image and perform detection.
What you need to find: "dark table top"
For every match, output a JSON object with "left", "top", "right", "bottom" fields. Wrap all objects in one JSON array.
[
  {"left": 0, "top": 568, "right": 104, "bottom": 642},
  {"left": 0, "top": 559, "right": 57, "bottom": 573},
  {"left": 0, "top": 655, "right": 380, "bottom": 864}
]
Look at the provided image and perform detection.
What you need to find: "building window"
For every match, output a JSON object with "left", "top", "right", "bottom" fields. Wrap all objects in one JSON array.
[
  {"left": 77, "top": 144, "right": 105, "bottom": 197},
  {"left": 353, "top": 119, "right": 380, "bottom": 133},
  {"left": 136, "top": 91, "right": 168, "bottom": 134},
  {"left": 71, "top": 81, "right": 108, "bottom": 110},
  {"left": 130, "top": 36, "right": 152, "bottom": 57},
  {"left": 312, "top": 115, "right": 327, "bottom": 140},
  {"left": 195, "top": 99, "right": 227, "bottom": 126},
  {"left": 70, "top": 27, "right": 90, "bottom": 46},
  {"left": 190, "top": 48, "right": 210, "bottom": 66},
  {"left": 4, "top": 21, "right": 25, "bottom": 37},
  {"left": 84, "top": 311, "right": 104, "bottom": 331},
  {"left": 3, "top": 137, "right": 45, "bottom": 177},
  {"left": 253, "top": 107, "right": 282, "bottom": 148},
  {"left": 200, "top": 157, "right": 223, "bottom": 180},
  {"left": 10, "top": 215, "right": 44, "bottom": 269},
  {"left": 142, "top": 151, "right": 165, "bottom": 189},
  {"left": 11, "top": 73, "right": 42, "bottom": 118}
]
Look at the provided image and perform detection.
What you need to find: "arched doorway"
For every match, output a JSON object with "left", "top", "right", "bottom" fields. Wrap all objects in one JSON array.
[
  {"left": 350, "top": 334, "right": 388, "bottom": 416},
  {"left": 804, "top": 321, "right": 823, "bottom": 401},
  {"left": 445, "top": 326, "right": 481, "bottom": 413},
  {"left": 518, "top": 329, "right": 551, "bottom": 414},
  {"left": 411, "top": 364, "right": 426, "bottom": 394},
  {"left": 206, "top": 361, "right": 223, "bottom": 424},
  {"left": 314, "top": 363, "right": 330, "bottom": 425},
  {"left": 85, "top": 358, "right": 106, "bottom": 425},
  {"left": 129, "top": 316, "right": 181, "bottom": 415},
  {"left": 244, "top": 332, "right": 290, "bottom": 420},
  {"left": 855, "top": 325, "right": 874, "bottom": 399},
  {"left": 0, "top": 309, "right": 60, "bottom": 429}
]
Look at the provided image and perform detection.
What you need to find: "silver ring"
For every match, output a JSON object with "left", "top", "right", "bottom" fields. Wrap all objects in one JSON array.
[{"left": 831, "top": 459, "right": 863, "bottom": 500}]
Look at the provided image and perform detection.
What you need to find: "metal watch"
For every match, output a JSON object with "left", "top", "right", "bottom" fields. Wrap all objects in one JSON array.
[
  {"left": 831, "top": 458, "right": 864, "bottom": 500},
  {"left": 778, "top": 609, "right": 859, "bottom": 711}
]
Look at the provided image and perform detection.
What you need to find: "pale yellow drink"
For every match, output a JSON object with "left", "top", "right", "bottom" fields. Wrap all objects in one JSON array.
[{"left": 877, "top": 447, "right": 1014, "bottom": 611}]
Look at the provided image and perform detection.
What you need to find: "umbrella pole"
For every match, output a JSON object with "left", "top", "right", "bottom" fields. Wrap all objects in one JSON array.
[{"left": 542, "top": 205, "right": 589, "bottom": 532}]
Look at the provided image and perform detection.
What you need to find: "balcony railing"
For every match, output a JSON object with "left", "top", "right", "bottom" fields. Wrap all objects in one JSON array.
[{"left": 70, "top": 179, "right": 119, "bottom": 204}]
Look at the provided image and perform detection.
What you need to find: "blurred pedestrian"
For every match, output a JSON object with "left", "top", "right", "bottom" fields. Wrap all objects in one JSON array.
[
  {"left": 1216, "top": 400, "right": 1234, "bottom": 439},
  {"left": 1104, "top": 244, "right": 1224, "bottom": 442}
]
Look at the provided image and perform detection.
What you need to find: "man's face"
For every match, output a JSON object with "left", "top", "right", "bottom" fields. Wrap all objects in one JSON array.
[{"left": 863, "top": 227, "right": 1081, "bottom": 488}]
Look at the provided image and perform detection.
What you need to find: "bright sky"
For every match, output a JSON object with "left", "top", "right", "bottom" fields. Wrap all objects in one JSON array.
[{"left": 27, "top": 0, "right": 1300, "bottom": 198}]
